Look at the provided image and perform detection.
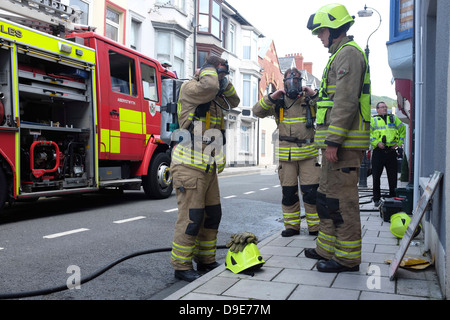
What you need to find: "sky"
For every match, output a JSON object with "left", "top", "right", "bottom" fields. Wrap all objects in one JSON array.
[{"left": 226, "top": 0, "right": 395, "bottom": 99}]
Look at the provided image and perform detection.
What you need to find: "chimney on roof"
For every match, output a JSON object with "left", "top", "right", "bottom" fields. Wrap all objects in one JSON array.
[
  {"left": 304, "top": 62, "right": 313, "bottom": 75},
  {"left": 293, "top": 53, "right": 304, "bottom": 70}
]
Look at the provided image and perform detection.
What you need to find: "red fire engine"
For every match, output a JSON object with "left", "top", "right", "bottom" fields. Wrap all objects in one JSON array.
[{"left": 0, "top": 16, "right": 179, "bottom": 212}]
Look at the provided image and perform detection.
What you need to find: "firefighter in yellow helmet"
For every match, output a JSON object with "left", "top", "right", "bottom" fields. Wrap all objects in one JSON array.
[
  {"left": 252, "top": 67, "right": 320, "bottom": 237},
  {"left": 304, "top": 4, "right": 371, "bottom": 272},
  {"left": 170, "top": 56, "right": 240, "bottom": 282}
]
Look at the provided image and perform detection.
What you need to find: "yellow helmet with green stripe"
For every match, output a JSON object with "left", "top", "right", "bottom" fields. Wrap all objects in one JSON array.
[{"left": 307, "top": 3, "right": 355, "bottom": 35}]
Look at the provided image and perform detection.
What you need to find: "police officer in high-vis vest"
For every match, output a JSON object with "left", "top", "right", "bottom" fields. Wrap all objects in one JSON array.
[
  {"left": 170, "top": 56, "right": 240, "bottom": 282},
  {"left": 252, "top": 67, "right": 320, "bottom": 237},
  {"left": 305, "top": 4, "right": 371, "bottom": 273},
  {"left": 370, "top": 102, "right": 406, "bottom": 207}
]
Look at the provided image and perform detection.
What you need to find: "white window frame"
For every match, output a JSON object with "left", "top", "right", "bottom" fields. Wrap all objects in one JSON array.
[
  {"left": 242, "top": 30, "right": 258, "bottom": 62},
  {"left": 130, "top": 18, "right": 142, "bottom": 51},
  {"left": 240, "top": 124, "right": 250, "bottom": 153},
  {"left": 156, "top": 31, "right": 186, "bottom": 79},
  {"left": 69, "top": 0, "right": 92, "bottom": 25},
  {"left": 242, "top": 73, "right": 258, "bottom": 107},
  {"left": 198, "top": 0, "right": 221, "bottom": 39},
  {"left": 228, "top": 22, "right": 236, "bottom": 54},
  {"left": 106, "top": 6, "right": 123, "bottom": 42}
]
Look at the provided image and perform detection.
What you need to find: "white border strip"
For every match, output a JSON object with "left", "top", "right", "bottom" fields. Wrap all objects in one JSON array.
[
  {"left": 43, "top": 228, "right": 89, "bottom": 239},
  {"left": 113, "top": 216, "right": 146, "bottom": 224}
]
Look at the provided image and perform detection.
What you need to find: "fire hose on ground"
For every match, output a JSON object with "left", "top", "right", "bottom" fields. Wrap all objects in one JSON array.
[{"left": 0, "top": 245, "right": 228, "bottom": 299}]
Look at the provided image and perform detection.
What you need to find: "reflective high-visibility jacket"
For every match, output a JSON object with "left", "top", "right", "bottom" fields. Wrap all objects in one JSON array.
[
  {"left": 253, "top": 94, "right": 318, "bottom": 161},
  {"left": 315, "top": 36, "right": 371, "bottom": 150},
  {"left": 171, "top": 67, "right": 240, "bottom": 173},
  {"left": 370, "top": 114, "right": 406, "bottom": 148}
]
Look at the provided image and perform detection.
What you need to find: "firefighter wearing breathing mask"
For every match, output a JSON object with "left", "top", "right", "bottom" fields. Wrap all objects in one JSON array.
[
  {"left": 170, "top": 56, "right": 240, "bottom": 282},
  {"left": 252, "top": 67, "right": 320, "bottom": 237},
  {"left": 304, "top": 3, "right": 371, "bottom": 273}
]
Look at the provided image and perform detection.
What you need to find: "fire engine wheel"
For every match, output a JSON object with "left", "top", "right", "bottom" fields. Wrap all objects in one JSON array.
[
  {"left": 142, "top": 152, "right": 173, "bottom": 199},
  {"left": 0, "top": 167, "right": 7, "bottom": 212}
]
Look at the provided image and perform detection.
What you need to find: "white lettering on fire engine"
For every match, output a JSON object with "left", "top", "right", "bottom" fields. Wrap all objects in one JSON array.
[{"left": 117, "top": 98, "right": 136, "bottom": 105}]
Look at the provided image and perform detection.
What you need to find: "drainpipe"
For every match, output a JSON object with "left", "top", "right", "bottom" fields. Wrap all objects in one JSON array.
[
  {"left": 193, "top": 0, "right": 198, "bottom": 72},
  {"left": 413, "top": 0, "right": 422, "bottom": 210}
]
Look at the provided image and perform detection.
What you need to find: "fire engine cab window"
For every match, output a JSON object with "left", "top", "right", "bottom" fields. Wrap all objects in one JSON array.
[
  {"left": 109, "top": 50, "right": 137, "bottom": 96},
  {"left": 141, "top": 63, "right": 158, "bottom": 102}
]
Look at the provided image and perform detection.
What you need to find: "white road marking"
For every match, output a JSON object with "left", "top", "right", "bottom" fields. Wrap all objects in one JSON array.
[
  {"left": 224, "top": 195, "right": 236, "bottom": 199},
  {"left": 43, "top": 228, "right": 89, "bottom": 239},
  {"left": 113, "top": 216, "right": 146, "bottom": 224},
  {"left": 273, "top": 185, "right": 280, "bottom": 188},
  {"left": 164, "top": 208, "right": 178, "bottom": 213},
  {"left": 244, "top": 191, "right": 255, "bottom": 194},
  {"left": 260, "top": 188, "right": 269, "bottom": 191}
]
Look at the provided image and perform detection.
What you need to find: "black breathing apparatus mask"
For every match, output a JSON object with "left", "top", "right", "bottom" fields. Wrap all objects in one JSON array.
[
  {"left": 217, "top": 60, "right": 230, "bottom": 97},
  {"left": 283, "top": 70, "right": 303, "bottom": 100},
  {"left": 216, "top": 60, "right": 229, "bottom": 77}
]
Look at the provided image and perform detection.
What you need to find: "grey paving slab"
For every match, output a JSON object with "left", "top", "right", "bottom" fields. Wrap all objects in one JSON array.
[
  {"left": 273, "top": 268, "right": 337, "bottom": 287},
  {"left": 362, "top": 243, "right": 376, "bottom": 252},
  {"left": 263, "top": 255, "right": 317, "bottom": 270},
  {"left": 363, "top": 236, "right": 399, "bottom": 245},
  {"left": 363, "top": 230, "right": 380, "bottom": 237},
  {"left": 332, "top": 272, "right": 396, "bottom": 294},
  {"left": 286, "top": 238, "right": 317, "bottom": 248},
  {"left": 289, "top": 284, "right": 360, "bottom": 300},
  {"left": 259, "top": 245, "right": 303, "bottom": 257},
  {"left": 362, "top": 252, "right": 394, "bottom": 264},
  {"left": 266, "top": 237, "right": 295, "bottom": 247},
  {"left": 193, "top": 277, "right": 239, "bottom": 295},
  {"left": 396, "top": 277, "right": 443, "bottom": 299},
  {"left": 221, "top": 279, "right": 297, "bottom": 300},
  {"left": 374, "top": 244, "right": 401, "bottom": 254},
  {"left": 395, "top": 266, "right": 439, "bottom": 281}
]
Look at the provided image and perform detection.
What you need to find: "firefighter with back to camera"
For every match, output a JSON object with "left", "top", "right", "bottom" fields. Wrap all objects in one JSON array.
[
  {"left": 304, "top": 3, "right": 371, "bottom": 273},
  {"left": 252, "top": 67, "right": 321, "bottom": 237},
  {"left": 170, "top": 56, "right": 240, "bottom": 282}
]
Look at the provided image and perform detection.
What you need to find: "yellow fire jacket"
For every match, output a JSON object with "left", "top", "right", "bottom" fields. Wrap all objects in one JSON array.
[
  {"left": 253, "top": 94, "right": 318, "bottom": 161},
  {"left": 171, "top": 67, "right": 240, "bottom": 173}
]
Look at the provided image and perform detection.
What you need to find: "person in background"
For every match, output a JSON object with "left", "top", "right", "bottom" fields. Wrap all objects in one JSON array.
[{"left": 370, "top": 101, "right": 406, "bottom": 207}]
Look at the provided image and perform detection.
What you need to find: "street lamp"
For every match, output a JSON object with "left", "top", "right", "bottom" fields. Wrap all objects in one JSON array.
[
  {"left": 357, "top": 5, "right": 382, "bottom": 189},
  {"left": 357, "top": 5, "right": 382, "bottom": 61}
]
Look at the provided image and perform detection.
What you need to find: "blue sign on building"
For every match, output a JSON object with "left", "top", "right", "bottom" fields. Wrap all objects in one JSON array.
[{"left": 388, "top": 0, "right": 414, "bottom": 43}]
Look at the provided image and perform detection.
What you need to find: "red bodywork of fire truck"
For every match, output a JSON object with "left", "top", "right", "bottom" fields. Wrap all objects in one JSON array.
[{"left": 0, "top": 19, "right": 178, "bottom": 212}]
